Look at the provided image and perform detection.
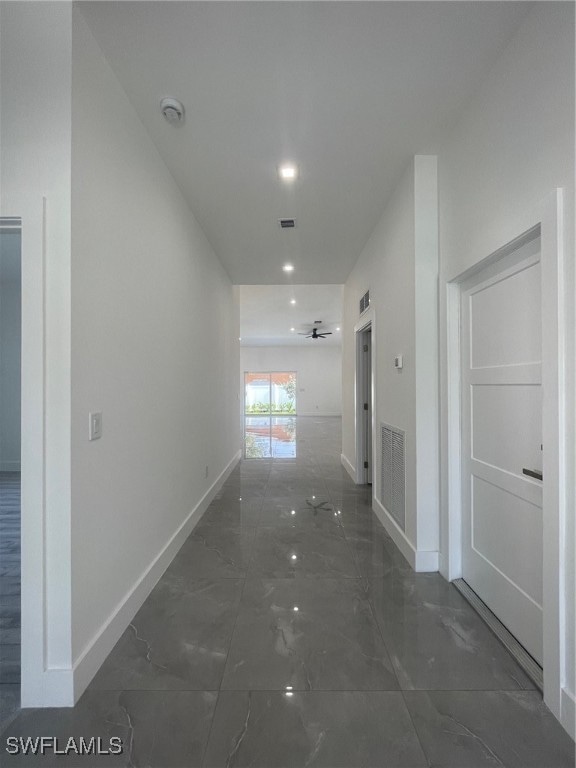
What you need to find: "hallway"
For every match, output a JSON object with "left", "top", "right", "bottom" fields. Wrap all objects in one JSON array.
[{"left": 1, "top": 418, "right": 573, "bottom": 766}]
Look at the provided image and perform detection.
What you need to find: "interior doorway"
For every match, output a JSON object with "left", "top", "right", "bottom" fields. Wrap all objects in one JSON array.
[
  {"left": 0, "top": 217, "right": 22, "bottom": 727},
  {"left": 355, "top": 322, "right": 373, "bottom": 485},
  {"left": 460, "top": 234, "right": 543, "bottom": 665},
  {"left": 446, "top": 195, "right": 567, "bottom": 727}
]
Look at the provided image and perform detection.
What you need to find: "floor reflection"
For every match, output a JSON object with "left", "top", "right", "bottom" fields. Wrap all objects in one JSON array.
[{"left": 244, "top": 416, "right": 296, "bottom": 458}]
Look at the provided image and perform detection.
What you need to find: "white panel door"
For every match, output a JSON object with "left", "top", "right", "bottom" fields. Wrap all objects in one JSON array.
[{"left": 462, "top": 236, "right": 543, "bottom": 664}]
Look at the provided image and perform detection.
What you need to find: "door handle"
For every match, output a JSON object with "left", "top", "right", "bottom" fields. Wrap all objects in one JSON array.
[{"left": 523, "top": 468, "right": 543, "bottom": 481}]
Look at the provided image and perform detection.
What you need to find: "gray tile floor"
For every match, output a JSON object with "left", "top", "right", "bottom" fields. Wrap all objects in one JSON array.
[{"left": 1, "top": 418, "right": 575, "bottom": 766}]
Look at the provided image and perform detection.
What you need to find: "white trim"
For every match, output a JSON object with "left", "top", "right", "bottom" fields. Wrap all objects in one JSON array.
[
  {"left": 0, "top": 462, "right": 21, "bottom": 472},
  {"left": 443, "top": 282, "right": 463, "bottom": 580},
  {"left": 560, "top": 687, "right": 575, "bottom": 741},
  {"left": 340, "top": 453, "right": 356, "bottom": 481},
  {"left": 541, "top": 189, "right": 565, "bottom": 724},
  {"left": 443, "top": 190, "right": 566, "bottom": 728},
  {"left": 20, "top": 199, "right": 51, "bottom": 708},
  {"left": 21, "top": 669, "right": 74, "bottom": 709},
  {"left": 414, "top": 549, "right": 440, "bottom": 573},
  {"left": 373, "top": 497, "right": 439, "bottom": 572},
  {"left": 71, "top": 450, "right": 241, "bottom": 704},
  {"left": 297, "top": 412, "right": 341, "bottom": 417}
]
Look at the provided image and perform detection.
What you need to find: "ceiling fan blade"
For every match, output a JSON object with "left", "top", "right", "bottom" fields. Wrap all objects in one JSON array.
[{"left": 318, "top": 332, "right": 332, "bottom": 337}]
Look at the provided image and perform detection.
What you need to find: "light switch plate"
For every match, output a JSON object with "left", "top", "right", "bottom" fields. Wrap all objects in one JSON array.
[{"left": 89, "top": 411, "right": 102, "bottom": 441}]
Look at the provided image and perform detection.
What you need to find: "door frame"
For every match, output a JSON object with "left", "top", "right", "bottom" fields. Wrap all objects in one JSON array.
[
  {"left": 354, "top": 308, "right": 376, "bottom": 486},
  {"left": 444, "top": 190, "right": 567, "bottom": 727}
]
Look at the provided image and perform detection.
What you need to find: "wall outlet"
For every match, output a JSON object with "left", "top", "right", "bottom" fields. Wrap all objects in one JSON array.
[
  {"left": 89, "top": 411, "right": 102, "bottom": 441},
  {"left": 394, "top": 355, "right": 403, "bottom": 370}
]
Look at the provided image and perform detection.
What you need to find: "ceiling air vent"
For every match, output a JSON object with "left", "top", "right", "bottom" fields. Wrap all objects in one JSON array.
[
  {"left": 359, "top": 290, "right": 370, "bottom": 315},
  {"left": 279, "top": 218, "right": 296, "bottom": 229}
]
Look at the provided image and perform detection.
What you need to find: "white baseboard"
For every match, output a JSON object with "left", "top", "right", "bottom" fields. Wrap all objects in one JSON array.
[
  {"left": 414, "top": 548, "right": 440, "bottom": 572},
  {"left": 71, "top": 450, "right": 241, "bottom": 703},
  {"left": 373, "top": 497, "right": 438, "bottom": 572},
  {"left": 0, "top": 461, "right": 21, "bottom": 472},
  {"left": 340, "top": 453, "right": 356, "bottom": 481},
  {"left": 560, "top": 686, "right": 575, "bottom": 740},
  {"left": 20, "top": 667, "right": 74, "bottom": 709}
]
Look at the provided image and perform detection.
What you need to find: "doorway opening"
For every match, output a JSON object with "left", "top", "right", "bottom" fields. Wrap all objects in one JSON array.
[
  {"left": 445, "top": 193, "right": 566, "bottom": 724},
  {"left": 0, "top": 217, "right": 22, "bottom": 728},
  {"left": 355, "top": 322, "right": 372, "bottom": 485},
  {"left": 243, "top": 372, "right": 297, "bottom": 458},
  {"left": 460, "top": 233, "right": 543, "bottom": 670}
]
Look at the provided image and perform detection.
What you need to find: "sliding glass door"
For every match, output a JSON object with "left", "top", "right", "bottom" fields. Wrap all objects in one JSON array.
[
  {"left": 244, "top": 372, "right": 297, "bottom": 458},
  {"left": 244, "top": 372, "right": 296, "bottom": 415}
]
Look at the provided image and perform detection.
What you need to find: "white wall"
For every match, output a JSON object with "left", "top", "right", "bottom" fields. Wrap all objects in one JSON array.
[
  {"left": 437, "top": 4, "right": 574, "bottom": 737},
  {"left": 0, "top": 0, "right": 74, "bottom": 705},
  {"left": 342, "top": 156, "right": 439, "bottom": 570},
  {"left": 241, "top": 346, "right": 341, "bottom": 416},
  {"left": 342, "top": 162, "right": 415, "bottom": 484},
  {"left": 69, "top": 8, "right": 240, "bottom": 698},
  {"left": 0, "top": 232, "right": 22, "bottom": 471}
]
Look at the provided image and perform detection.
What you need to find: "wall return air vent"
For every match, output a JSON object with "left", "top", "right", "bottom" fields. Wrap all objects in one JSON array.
[
  {"left": 279, "top": 218, "right": 296, "bottom": 229},
  {"left": 380, "top": 422, "right": 406, "bottom": 531},
  {"left": 359, "top": 290, "right": 370, "bottom": 315}
]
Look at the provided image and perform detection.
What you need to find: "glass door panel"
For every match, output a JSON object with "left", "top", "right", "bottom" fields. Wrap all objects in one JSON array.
[
  {"left": 244, "top": 372, "right": 297, "bottom": 458},
  {"left": 245, "top": 372, "right": 271, "bottom": 415},
  {"left": 270, "top": 372, "right": 296, "bottom": 414}
]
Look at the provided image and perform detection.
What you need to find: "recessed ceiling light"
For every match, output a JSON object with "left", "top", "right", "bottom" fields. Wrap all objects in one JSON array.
[
  {"left": 283, "top": 264, "right": 294, "bottom": 273},
  {"left": 336, "top": 327, "right": 340, "bottom": 331},
  {"left": 290, "top": 299, "right": 296, "bottom": 305},
  {"left": 290, "top": 328, "right": 295, "bottom": 332},
  {"left": 279, "top": 164, "right": 298, "bottom": 181}
]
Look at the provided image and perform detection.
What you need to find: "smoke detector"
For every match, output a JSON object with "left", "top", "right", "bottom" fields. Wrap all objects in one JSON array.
[{"left": 160, "top": 97, "right": 185, "bottom": 126}]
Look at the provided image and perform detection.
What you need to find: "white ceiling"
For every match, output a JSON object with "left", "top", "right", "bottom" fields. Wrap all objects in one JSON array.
[
  {"left": 81, "top": 1, "right": 531, "bottom": 289},
  {"left": 240, "top": 284, "right": 343, "bottom": 347}
]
